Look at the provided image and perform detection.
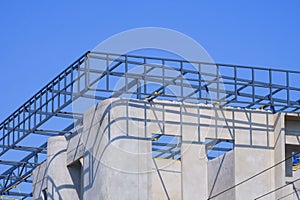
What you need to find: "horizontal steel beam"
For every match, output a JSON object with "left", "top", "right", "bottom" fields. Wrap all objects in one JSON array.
[
  {"left": 1, "top": 51, "right": 300, "bottom": 199},
  {"left": 0, "top": 160, "right": 39, "bottom": 166},
  {"left": 1, "top": 191, "right": 32, "bottom": 197}
]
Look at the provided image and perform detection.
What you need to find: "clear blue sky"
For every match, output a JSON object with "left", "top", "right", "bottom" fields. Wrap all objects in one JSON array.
[{"left": 0, "top": 1, "right": 300, "bottom": 122}]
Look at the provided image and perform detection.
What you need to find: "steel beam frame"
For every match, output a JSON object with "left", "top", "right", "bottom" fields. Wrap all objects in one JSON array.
[{"left": 1, "top": 51, "right": 300, "bottom": 198}]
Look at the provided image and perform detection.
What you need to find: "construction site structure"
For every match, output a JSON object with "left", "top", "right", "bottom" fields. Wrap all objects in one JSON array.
[{"left": 0, "top": 52, "right": 299, "bottom": 199}]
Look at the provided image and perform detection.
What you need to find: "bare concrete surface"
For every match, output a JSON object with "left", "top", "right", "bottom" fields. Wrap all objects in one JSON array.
[{"left": 32, "top": 98, "right": 300, "bottom": 200}]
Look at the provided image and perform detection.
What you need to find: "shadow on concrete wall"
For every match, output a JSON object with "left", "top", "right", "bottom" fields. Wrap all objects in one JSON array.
[{"left": 80, "top": 98, "right": 275, "bottom": 199}]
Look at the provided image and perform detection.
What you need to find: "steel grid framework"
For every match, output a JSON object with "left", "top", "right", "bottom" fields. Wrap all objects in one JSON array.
[{"left": 1, "top": 51, "right": 300, "bottom": 198}]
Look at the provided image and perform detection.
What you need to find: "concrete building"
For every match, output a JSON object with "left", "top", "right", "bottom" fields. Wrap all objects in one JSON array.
[
  {"left": 1, "top": 52, "right": 300, "bottom": 199},
  {"left": 32, "top": 98, "right": 300, "bottom": 200}
]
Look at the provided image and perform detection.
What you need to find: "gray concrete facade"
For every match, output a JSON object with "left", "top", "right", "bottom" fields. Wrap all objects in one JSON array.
[{"left": 33, "top": 98, "right": 300, "bottom": 199}]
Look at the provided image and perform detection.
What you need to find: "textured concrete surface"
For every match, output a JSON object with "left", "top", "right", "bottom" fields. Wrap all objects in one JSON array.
[
  {"left": 273, "top": 113, "right": 286, "bottom": 199},
  {"left": 208, "top": 151, "right": 235, "bottom": 200},
  {"left": 67, "top": 131, "right": 84, "bottom": 166},
  {"left": 32, "top": 162, "right": 47, "bottom": 200},
  {"left": 47, "top": 136, "right": 80, "bottom": 200},
  {"left": 32, "top": 98, "right": 300, "bottom": 200},
  {"left": 81, "top": 98, "right": 275, "bottom": 199},
  {"left": 82, "top": 99, "right": 152, "bottom": 200},
  {"left": 152, "top": 159, "right": 181, "bottom": 200}
]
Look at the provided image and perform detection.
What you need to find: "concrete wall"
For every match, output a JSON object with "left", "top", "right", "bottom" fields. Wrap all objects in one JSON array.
[
  {"left": 67, "top": 131, "right": 84, "bottom": 166},
  {"left": 207, "top": 151, "right": 235, "bottom": 200},
  {"left": 47, "top": 136, "right": 81, "bottom": 200},
  {"left": 292, "top": 170, "right": 300, "bottom": 198},
  {"left": 32, "top": 162, "right": 47, "bottom": 200},
  {"left": 273, "top": 113, "right": 287, "bottom": 199},
  {"left": 82, "top": 99, "right": 152, "bottom": 200},
  {"left": 81, "top": 98, "right": 277, "bottom": 200},
  {"left": 32, "top": 98, "right": 300, "bottom": 200},
  {"left": 152, "top": 159, "right": 181, "bottom": 200}
]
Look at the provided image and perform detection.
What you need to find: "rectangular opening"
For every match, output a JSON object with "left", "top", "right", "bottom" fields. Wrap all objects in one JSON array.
[
  {"left": 285, "top": 144, "right": 300, "bottom": 177},
  {"left": 67, "top": 158, "right": 83, "bottom": 199},
  {"left": 42, "top": 188, "right": 47, "bottom": 200},
  {"left": 152, "top": 134, "right": 181, "bottom": 160},
  {"left": 292, "top": 152, "right": 300, "bottom": 171},
  {"left": 205, "top": 138, "right": 234, "bottom": 160}
]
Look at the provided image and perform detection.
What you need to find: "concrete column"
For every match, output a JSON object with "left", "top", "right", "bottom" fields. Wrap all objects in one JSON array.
[
  {"left": 181, "top": 143, "right": 208, "bottom": 200},
  {"left": 47, "top": 136, "right": 80, "bottom": 200},
  {"left": 82, "top": 99, "right": 152, "bottom": 200},
  {"left": 273, "top": 113, "right": 287, "bottom": 199},
  {"left": 32, "top": 162, "right": 47, "bottom": 200},
  {"left": 207, "top": 151, "right": 235, "bottom": 200}
]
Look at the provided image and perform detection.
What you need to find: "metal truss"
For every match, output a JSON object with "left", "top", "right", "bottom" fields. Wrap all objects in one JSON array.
[
  {"left": 152, "top": 134, "right": 181, "bottom": 160},
  {"left": 1, "top": 51, "right": 300, "bottom": 198},
  {"left": 205, "top": 139, "right": 234, "bottom": 160}
]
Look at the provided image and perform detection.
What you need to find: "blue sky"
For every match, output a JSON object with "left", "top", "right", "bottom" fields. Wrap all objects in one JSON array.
[{"left": 0, "top": 1, "right": 300, "bottom": 122}]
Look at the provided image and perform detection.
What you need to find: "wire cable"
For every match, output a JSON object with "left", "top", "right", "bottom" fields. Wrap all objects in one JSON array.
[
  {"left": 208, "top": 150, "right": 300, "bottom": 199},
  {"left": 254, "top": 177, "right": 300, "bottom": 199}
]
